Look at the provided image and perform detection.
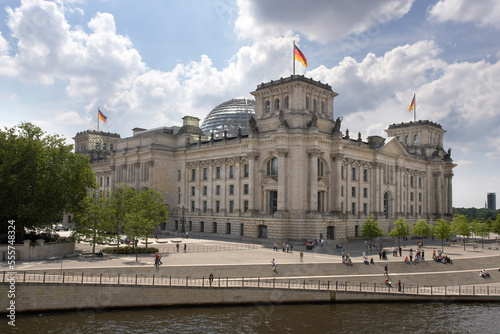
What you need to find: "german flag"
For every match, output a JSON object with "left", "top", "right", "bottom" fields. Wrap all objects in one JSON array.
[
  {"left": 294, "top": 45, "right": 307, "bottom": 68},
  {"left": 98, "top": 109, "right": 107, "bottom": 123},
  {"left": 409, "top": 94, "right": 415, "bottom": 112}
]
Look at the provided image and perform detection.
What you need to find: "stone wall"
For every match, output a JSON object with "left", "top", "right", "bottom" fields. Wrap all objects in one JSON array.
[{"left": 0, "top": 240, "right": 75, "bottom": 262}]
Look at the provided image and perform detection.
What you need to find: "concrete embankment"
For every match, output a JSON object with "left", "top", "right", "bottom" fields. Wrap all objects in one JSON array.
[{"left": 2, "top": 283, "right": 500, "bottom": 314}]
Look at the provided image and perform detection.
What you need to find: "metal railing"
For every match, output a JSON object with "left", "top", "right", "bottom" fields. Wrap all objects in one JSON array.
[
  {"left": 3, "top": 271, "right": 500, "bottom": 297},
  {"left": 98, "top": 243, "right": 259, "bottom": 255}
]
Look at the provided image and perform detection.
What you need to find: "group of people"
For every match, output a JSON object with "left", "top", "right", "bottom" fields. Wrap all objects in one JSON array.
[
  {"left": 273, "top": 242, "right": 293, "bottom": 253},
  {"left": 431, "top": 248, "right": 453, "bottom": 264},
  {"left": 479, "top": 269, "right": 491, "bottom": 278},
  {"left": 341, "top": 251, "right": 352, "bottom": 265},
  {"left": 154, "top": 252, "right": 163, "bottom": 267}
]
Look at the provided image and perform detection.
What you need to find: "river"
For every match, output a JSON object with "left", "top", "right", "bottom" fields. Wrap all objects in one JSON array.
[{"left": 3, "top": 302, "right": 499, "bottom": 333}]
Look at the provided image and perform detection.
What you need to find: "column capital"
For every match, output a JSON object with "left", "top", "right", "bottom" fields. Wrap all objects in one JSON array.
[
  {"left": 276, "top": 148, "right": 288, "bottom": 157},
  {"left": 308, "top": 149, "right": 322, "bottom": 158},
  {"left": 247, "top": 152, "right": 259, "bottom": 160}
]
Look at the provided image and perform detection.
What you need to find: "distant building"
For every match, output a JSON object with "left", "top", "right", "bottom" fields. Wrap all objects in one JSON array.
[
  {"left": 73, "top": 75, "right": 456, "bottom": 241},
  {"left": 487, "top": 193, "right": 496, "bottom": 210}
]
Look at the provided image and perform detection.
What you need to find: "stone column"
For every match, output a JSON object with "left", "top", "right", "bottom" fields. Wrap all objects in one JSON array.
[
  {"left": 434, "top": 172, "right": 442, "bottom": 216},
  {"left": 308, "top": 149, "right": 321, "bottom": 213},
  {"left": 276, "top": 148, "right": 288, "bottom": 212},
  {"left": 247, "top": 152, "right": 259, "bottom": 214},
  {"left": 234, "top": 158, "right": 241, "bottom": 215},
  {"left": 331, "top": 154, "right": 343, "bottom": 215},
  {"left": 134, "top": 162, "right": 140, "bottom": 190},
  {"left": 109, "top": 166, "right": 116, "bottom": 191},
  {"left": 148, "top": 161, "right": 155, "bottom": 185}
]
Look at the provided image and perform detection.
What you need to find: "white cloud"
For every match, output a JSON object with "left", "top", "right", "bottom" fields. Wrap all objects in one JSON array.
[
  {"left": 235, "top": 0, "right": 414, "bottom": 42},
  {"left": 456, "top": 160, "right": 475, "bottom": 167},
  {"left": 2, "top": 0, "right": 145, "bottom": 100},
  {"left": 428, "top": 0, "right": 500, "bottom": 30}
]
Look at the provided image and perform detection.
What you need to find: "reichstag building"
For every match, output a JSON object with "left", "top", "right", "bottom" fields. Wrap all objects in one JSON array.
[{"left": 74, "top": 75, "right": 456, "bottom": 242}]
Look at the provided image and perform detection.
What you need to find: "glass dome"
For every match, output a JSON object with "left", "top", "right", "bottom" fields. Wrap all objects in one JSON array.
[{"left": 201, "top": 98, "right": 255, "bottom": 138}]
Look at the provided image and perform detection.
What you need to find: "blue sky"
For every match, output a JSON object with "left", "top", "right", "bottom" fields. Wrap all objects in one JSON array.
[{"left": 1, "top": 0, "right": 499, "bottom": 208}]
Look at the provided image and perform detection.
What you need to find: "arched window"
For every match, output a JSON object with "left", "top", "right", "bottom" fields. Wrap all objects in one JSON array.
[
  {"left": 317, "top": 159, "right": 324, "bottom": 177},
  {"left": 405, "top": 135, "right": 409, "bottom": 145},
  {"left": 266, "top": 157, "right": 278, "bottom": 176},
  {"left": 384, "top": 192, "right": 390, "bottom": 218},
  {"left": 284, "top": 96, "right": 289, "bottom": 109},
  {"left": 103, "top": 143, "right": 106, "bottom": 150},
  {"left": 266, "top": 100, "right": 270, "bottom": 112},
  {"left": 275, "top": 98, "right": 280, "bottom": 111},
  {"left": 413, "top": 134, "right": 418, "bottom": 144},
  {"left": 306, "top": 97, "right": 310, "bottom": 109}
]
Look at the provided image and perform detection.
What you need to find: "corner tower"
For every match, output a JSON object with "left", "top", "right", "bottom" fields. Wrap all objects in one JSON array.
[{"left": 250, "top": 75, "right": 339, "bottom": 133}]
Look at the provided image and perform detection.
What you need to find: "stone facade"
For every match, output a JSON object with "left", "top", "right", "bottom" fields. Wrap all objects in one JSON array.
[{"left": 74, "top": 75, "right": 456, "bottom": 242}]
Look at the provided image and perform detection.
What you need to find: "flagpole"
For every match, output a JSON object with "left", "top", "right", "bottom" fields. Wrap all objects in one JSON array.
[
  {"left": 414, "top": 94, "right": 416, "bottom": 121},
  {"left": 293, "top": 41, "right": 296, "bottom": 76},
  {"left": 97, "top": 108, "right": 100, "bottom": 131}
]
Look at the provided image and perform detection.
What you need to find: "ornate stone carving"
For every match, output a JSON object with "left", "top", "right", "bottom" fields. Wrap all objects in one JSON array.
[
  {"left": 276, "top": 148, "right": 288, "bottom": 157},
  {"left": 249, "top": 116, "right": 259, "bottom": 133},
  {"left": 332, "top": 117, "right": 342, "bottom": 133}
]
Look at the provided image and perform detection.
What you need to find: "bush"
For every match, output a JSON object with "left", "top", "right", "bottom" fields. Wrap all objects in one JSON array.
[{"left": 101, "top": 246, "right": 158, "bottom": 254}]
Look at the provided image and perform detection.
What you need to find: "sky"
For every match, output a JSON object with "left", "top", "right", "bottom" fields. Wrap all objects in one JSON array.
[{"left": 1, "top": 0, "right": 499, "bottom": 209}]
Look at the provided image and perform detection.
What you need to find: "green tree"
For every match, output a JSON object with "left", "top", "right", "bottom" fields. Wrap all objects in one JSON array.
[
  {"left": 72, "top": 192, "right": 113, "bottom": 254},
  {"left": 452, "top": 214, "right": 471, "bottom": 250},
  {"left": 0, "top": 123, "right": 95, "bottom": 239},
  {"left": 388, "top": 218, "right": 410, "bottom": 248},
  {"left": 108, "top": 184, "right": 137, "bottom": 247},
  {"left": 474, "top": 220, "right": 490, "bottom": 249},
  {"left": 492, "top": 214, "right": 500, "bottom": 235},
  {"left": 433, "top": 218, "right": 452, "bottom": 252},
  {"left": 411, "top": 219, "right": 433, "bottom": 239},
  {"left": 360, "top": 216, "right": 384, "bottom": 249},
  {"left": 123, "top": 188, "right": 168, "bottom": 261}
]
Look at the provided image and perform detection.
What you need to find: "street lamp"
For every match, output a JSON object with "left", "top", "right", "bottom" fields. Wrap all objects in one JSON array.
[{"left": 181, "top": 206, "right": 186, "bottom": 234}]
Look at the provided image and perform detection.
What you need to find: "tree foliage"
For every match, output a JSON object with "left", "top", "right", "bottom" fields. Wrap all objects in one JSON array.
[
  {"left": 452, "top": 214, "right": 471, "bottom": 250},
  {"left": 0, "top": 123, "right": 95, "bottom": 239},
  {"left": 388, "top": 218, "right": 410, "bottom": 247},
  {"left": 453, "top": 207, "right": 500, "bottom": 221},
  {"left": 433, "top": 218, "right": 452, "bottom": 252},
  {"left": 107, "top": 184, "right": 137, "bottom": 247},
  {"left": 360, "top": 216, "right": 384, "bottom": 245},
  {"left": 492, "top": 214, "right": 500, "bottom": 235},
  {"left": 72, "top": 191, "right": 113, "bottom": 253},
  {"left": 411, "top": 219, "right": 433, "bottom": 238}
]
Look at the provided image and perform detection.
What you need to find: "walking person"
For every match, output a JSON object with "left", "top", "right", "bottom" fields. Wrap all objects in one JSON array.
[
  {"left": 176, "top": 243, "right": 179, "bottom": 252},
  {"left": 421, "top": 249, "right": 425, "bottom": 261},
  {"left": 184, "top": 243, "right": 187, "bottom": 253},
  {"left": 209, "top": 273, "right": 214, "bottom": 287},
  {"left": 384, "top": 264, "right": 388, "bottom": 276},
  {"left": 300, "top": 251, "right": 303, "bottom": 262},
  {"left": 398, "top": 279, "right": 402, "bottom": 292}
]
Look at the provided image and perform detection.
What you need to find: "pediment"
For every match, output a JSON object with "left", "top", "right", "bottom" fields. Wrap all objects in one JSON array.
[
  {"left": 352, "top": 160, "right": 361, "bottom": 167},
  {"left": 225, "top": 158, "right": 235, "bottom": 165},
  {"left": 364, "top": 163, "right": 372, "bottom": 169},
  {"left": 187, "top": 162, "right": 196, "bottom": 169},
  {"left": 318, "top": 178, "right": 330, "bottom": 187},
  {"left": 212, "top": 159, "right": 221, "bottom": 166},
  {"left": 380, "top": 138, "right": 411, "bottom": 157},
  {"left": 200, "top": 161, "right": 208, "bottom": 168},
  {"left": 262, "top": 177, "right": 278, "bottom": 186}
]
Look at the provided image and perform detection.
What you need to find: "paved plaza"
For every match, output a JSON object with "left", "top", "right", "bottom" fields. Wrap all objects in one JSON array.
[{"left": 4, "top": 233, "right": 500, "bottom": 288}]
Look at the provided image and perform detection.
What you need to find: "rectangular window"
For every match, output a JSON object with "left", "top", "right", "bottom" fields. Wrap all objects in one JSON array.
[
  {"left": 212, "top": 222, "right": 217, "bottom": 234},
  {"left": 363, "top": 169, "right": 368, "bottom": 182},
  {"left": 410, "top": 192, "right": 414, "bottom": 201},
  {"left": 341, "top": 165, "right": 344, "bottom": 179},
  {"left": 410, "top": 176, "right": 414, "bottom": 187},
  {"left": 243, "top": 164, "right": 249, "bottom": 177},
  {"left": 244, "top": 184, "right": 249, "bottom": 195},
  {"left": 200, "top": 221, "right": 204, "bottom": 232},
  {"left": 352, "top": 187, "right": 356, "bottom": 197},
  {"left": 226, "top": 223, "right": 231, "bottom": 235},
  {"left": 203, "top": 168, "right": 207, "bottom": 180},
  {"left": 191, "top": 186, "right": 195, "bottom": 196},
  {"left": 352, "top": 167, "right": 356, "bottom": 181},
  {"left": 216, "top": 200, "right": 220, "bottom": 213},
  {"left": 419, "top": 205, "right": 422, "bottom": 215},
  {"left": 203, "top": 186, "right": 207, "bottom": 196},
  {"left": 363, "top": 203, "right": 368, "bottom": 215},
  {"left": 177, "top": 170, "right": 181, "bottom": 181},
  {"left": 341, "top": 186, "right": 344, "bottom": 197},
  {"left": 419, "top": 193, "right": 422, "bottom": 202},
  {"left": 191, "top": 201, "right": 195, "bottom": 212},
  {"left": 191, "top": 168, "right": 195, "bottom": 181},
  {"left": 216, "top": 185, "right": 220, "bottom": 196},
  {"left": 229, "top": 200, "right": 234, "bottom": 213},
  {"left": 216, "top": 166, "right": 221, "bottom": 179},
  {"left": 177, "top": 188, "right": 181, "bottom": 204},
  {"left": 240, "top": 223, "right": 244, "bottom": 236},
  {"left": 243, "top": 200, "right": 249, "bottom": 213},
  {"left": 419, "top": 177, "right": 423, "bottom": 188},
  {"left": 411, "top": 205, "right": 414, "bottom": 215},
  {"left": 189, "top": 221, "right": 192, "bottom": 231},
  {"left": 203, "top": 201, "right": 207, "bottom": 212},
  {"left": 229, "top": 185, "right": 234, "bottom": 195},
  {"left": 229, "top": 165, "right": 234, "bottom": 178},
  {"left": 363, "top": 188, "right": 368, "bottom": 198},
  {"left": 351, "top": 203, "right": 356, "bottom": 215}
]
